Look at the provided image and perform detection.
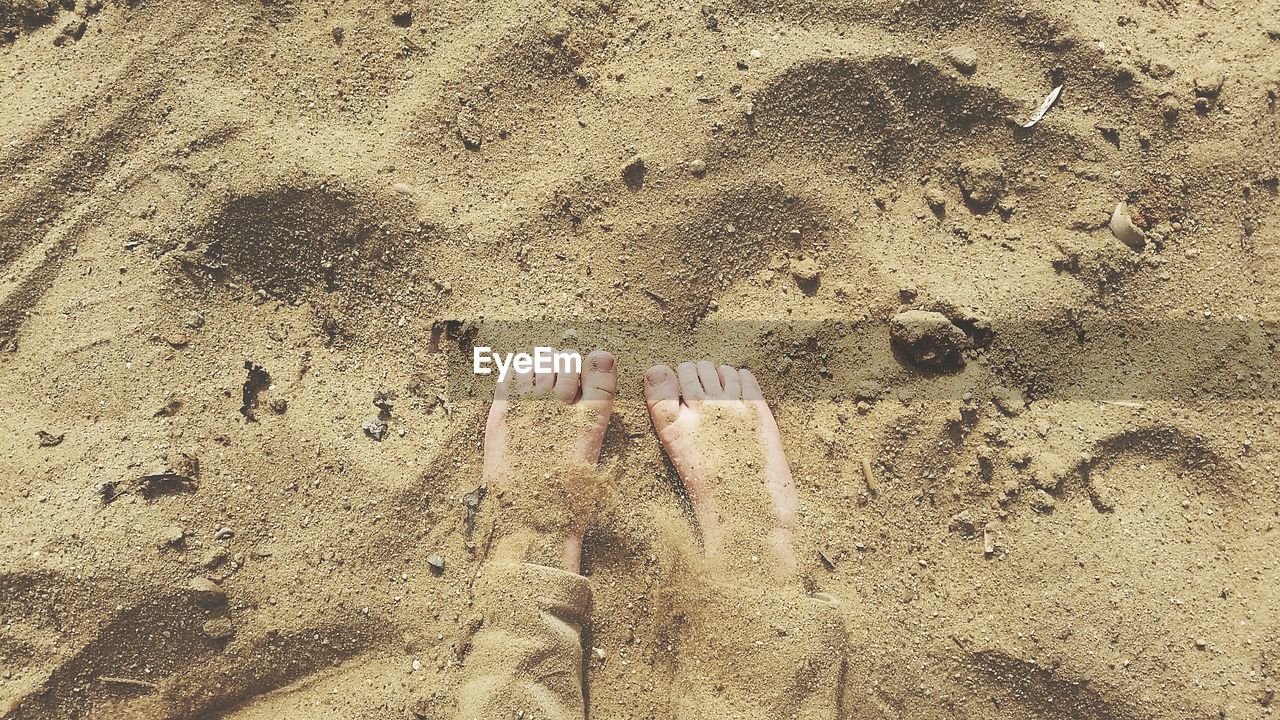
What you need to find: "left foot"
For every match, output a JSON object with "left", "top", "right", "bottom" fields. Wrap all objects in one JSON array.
[{"left": 482, "top": 349, "right": 616, "bottom": 573}]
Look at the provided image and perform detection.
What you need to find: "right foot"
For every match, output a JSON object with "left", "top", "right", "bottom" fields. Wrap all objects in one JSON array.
[{"left": 643, "top": 361, "right": 799, "bottom": 580}]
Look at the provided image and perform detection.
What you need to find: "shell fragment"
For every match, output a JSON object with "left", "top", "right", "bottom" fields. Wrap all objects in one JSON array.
[
  {"left": 1109, "top": 201, "right": 1147, "bottom": 250},
  {"left": 1021, "top": 84, "right": 1063, "bottom": 128}
]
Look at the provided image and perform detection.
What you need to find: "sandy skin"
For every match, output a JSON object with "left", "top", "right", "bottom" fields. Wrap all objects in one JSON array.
[{"left": 482, "top": 353, "right": 797, "bottom": 577}]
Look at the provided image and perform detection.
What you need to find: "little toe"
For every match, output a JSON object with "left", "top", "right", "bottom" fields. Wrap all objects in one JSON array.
[
  {"left": 676, "top": 361, "right": 706, "bottom": 405},
  {"left": 644, "top": 364, "right": 682, "bottom": 432}
]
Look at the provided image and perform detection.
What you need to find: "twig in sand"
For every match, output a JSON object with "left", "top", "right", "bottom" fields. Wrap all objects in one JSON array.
[
  {"left": 100, "top": 676, "right": 158, "bottom": 690},
  {"left": 642, "top": 288, "right": 669, "bottom": 308},
  {"left": 861, "top": 458, "right": 880, "bottom": 495}
]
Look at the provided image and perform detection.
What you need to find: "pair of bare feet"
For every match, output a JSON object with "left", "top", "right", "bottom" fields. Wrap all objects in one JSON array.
[{"left": 482, "top": 349, "right": 798, "bottom": 581}]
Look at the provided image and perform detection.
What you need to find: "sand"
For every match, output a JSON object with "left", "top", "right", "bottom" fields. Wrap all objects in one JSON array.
[{"left": 2, "top": 0, "right": 1279, "bottom": 717}]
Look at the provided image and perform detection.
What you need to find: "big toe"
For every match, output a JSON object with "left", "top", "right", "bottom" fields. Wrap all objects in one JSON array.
[{"left": 644, "top": 364, "right": 682, "bottom": 433}]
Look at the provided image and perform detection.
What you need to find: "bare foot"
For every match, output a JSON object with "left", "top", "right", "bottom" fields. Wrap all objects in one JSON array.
[
  {"left": 482, "top": 349, "right": 616, "bottom": 574},
  {"left": 644, "top": 361, "right": 798, "bottom": 579}
]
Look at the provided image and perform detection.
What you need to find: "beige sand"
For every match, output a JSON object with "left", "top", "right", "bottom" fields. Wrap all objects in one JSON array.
[{"left": 2, "top": 0, "right": 1279, "bottom": 717}]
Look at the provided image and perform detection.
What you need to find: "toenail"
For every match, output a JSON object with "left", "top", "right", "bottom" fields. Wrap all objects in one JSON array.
[
  {"left": 645, "top": 366, "right": 669, "bottom": 385},
  {"left": 591, "top": 352, "right": 614, "bottom": 372}
]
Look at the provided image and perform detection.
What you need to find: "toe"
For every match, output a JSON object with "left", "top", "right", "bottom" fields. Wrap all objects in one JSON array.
[
  {"left": 553, "top": 349, "right": 581, "bottom": 404},
  {"left": 513, "top": 362, "right": 535, "bottom": 396},
  {"left": 696, "top": 360, "right": 723, "bottom": 398},
  {"left": 718, "top": 365, "right": 740, "bottom": 399},
  {"left": 580, "top": 349, "right": 616, "bottom": 413},
  {"left": 532, "top": 355, "right": 555, "bottom": 397},
  {"left": 644, "top": 364, "right": 682, "bottom": 432},
  {"left": 676, "top": 361, "right": 706, "bottom": 404}
]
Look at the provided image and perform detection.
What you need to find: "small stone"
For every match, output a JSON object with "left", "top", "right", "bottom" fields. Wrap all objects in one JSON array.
[
  {"left": 889, "top": 310, "right": 972, "bottom": 367},
  {"left": 1029, "top": 452, "right": 1069, "bottom": 491},
  {"left": 188, "top": 577, "right": 227, "bottom": 608},
  {"left": 944, "top": 45, "right": 978, "bottom": 74},
  {"left": 214, "top": 526, "right": 235, "bottom": 541},
  {"left": 1029, "top": 489, "right": 1057, "bottom": 513},
  {"left": 331, "top": 26, "right": 344, "bottom": 45},
  {"left": 949, "top": 510, "right": 977, "bottom": 537},
  {"left": 688, "top": 159, "right": 706, "bottom": 177},
  {"left": 362, "top": 417, "right": 389, "bottom": 441},
  {"left": 1192, "top": 62, "right": 1226, "bottom": 97},
  {"left": 923, "top": 187, "right": 947, "bottom": 214},
  {"left": 202, "top": 617, "right": 235, "bottom": 641},
  {"left": 202, "top": 546, "right": 229, "bottom": 569},
  {"left": 427, "top": 554, "right": 446, "bottom": 575},
  {"left": 990, "top": 385, "right": 1026, "bottom": 416},
  {"left": 789, "top": 257, "right": 821, "bottom": 294},
  {"left": 1265, "top": 23, "right": 1280, "bottom": 40},
  {"left": 1194, "top": 637, "right": 1207, "bottom": 650},
  {"left": 958, "top": 157, "right": 1005, "bottom": 206},
  {"left": 160, "top": 526, "right": 186, "bottom": 547},
  {"left": 186, "top": 310, "right": 205, "bottom": 329},
  {"left": 411, "top": 658, "right": 422, "bottom": 671},
  {"left": 621, "top": 155, "right": 646, "bottom": 189}
]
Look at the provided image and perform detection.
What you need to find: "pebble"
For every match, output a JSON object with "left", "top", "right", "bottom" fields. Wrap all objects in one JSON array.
[
  {"left": 1192, "top": 62, "right": 1226, "bottom": 96},
  {"left": 1029, "top": 452, "right": 1069, "bottom": 491},
  {"left": 427, "top": 554, "right": 446, "bottom": 574},
  {"left": 214, "top": 526, "right": 235, "bottom": 541},
  {"left": 949, "top": 510, "right": 977, "bottom": 537},
  {"left": 990, "top": 385, "right": 1026, "bottom": 416},
  {"left": 362, "top": 417, "right": 389, "bottom": 441},
  {"left": 202, "top": 546, "right": 229, "bottom": 569},
  {"left": 189, "top": 577, "right": 227, "bottom": 608},
  {"left": 889, "top": 310, "right": 972, "bottom": 367},
  {"left": 957, "top": 157, "right": 1005, "bottom": 206},
  {"left": 161, "top": 526, "right": 186, "bottom": 547},
  {"left": 944, "top": 45, "right": 978, "bottom": 74},
  {"left": 1030, "top": 489, "right": 1057, "bottom": 513},
  {"left": 688, "top": 159, "right": 706, "bottom": 177},
  {"left": 789, "top": 257, "right": 821, "bottom": 293},
  {"left": 923, "top": 187, "right": 947, "bottom": 214}
]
